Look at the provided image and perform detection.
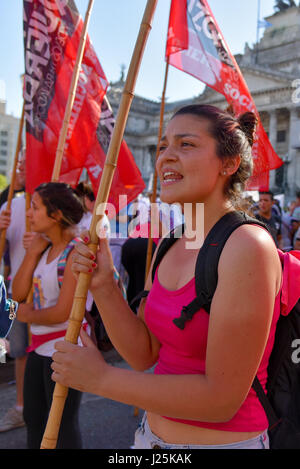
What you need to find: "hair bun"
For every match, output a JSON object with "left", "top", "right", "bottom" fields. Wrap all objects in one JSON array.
[{"left": 238, "top": 112, "right": 258, "bottom": 147}]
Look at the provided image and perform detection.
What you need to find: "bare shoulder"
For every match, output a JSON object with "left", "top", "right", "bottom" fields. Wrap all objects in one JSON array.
[
  {"left": 219, "top": 224, "right": 282, "bottom": 293},
  {"left": 223, "top": 223, "right": 279, "bottom": 258}
]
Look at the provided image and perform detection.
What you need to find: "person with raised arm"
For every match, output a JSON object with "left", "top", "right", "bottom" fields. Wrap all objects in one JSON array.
[{"left": 51, "top": 105, "right": 282, "bottom": 449}]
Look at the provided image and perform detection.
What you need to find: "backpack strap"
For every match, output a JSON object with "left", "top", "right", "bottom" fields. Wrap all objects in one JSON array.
[
  {"left": 195, "top": 211, "right": 269, "bottom": 306},
  {"left": 129, "top": 224, "right": 185, "bottom": 309},
  {"left": 252, "top": 376, "right": 280, "bottom": 430},
  {"left": 173, "top": 211, "right": 270, "bottom": 329},
  {"left": 151, "top": 224, "right": 185, "bottom": 284},
  {"left": 57, "top": 237, "right": 82, "bottom": 288}
]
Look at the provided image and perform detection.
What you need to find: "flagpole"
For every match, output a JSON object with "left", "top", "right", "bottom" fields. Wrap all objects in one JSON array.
[
  {"left": 51, "top": 0, "right": 95, "bottom": 182},
  {"left": 0, "top": 102, "right": 25, "bottom": 263},
  {"left": 25, "top": 193, "right": 33, "bottom": 348},
  {"left": 40, "top": 0, "right": 158, "bottom": 450},
  {"left": 132, "top": 56, "right": 170, "bottom": 422},
  {"left": 255, "top": 0, "right": 261, "bottom": 64}
]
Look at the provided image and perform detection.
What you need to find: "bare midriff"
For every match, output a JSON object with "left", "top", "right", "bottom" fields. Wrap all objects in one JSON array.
[{"left": 147, "top": 412, "right": 262, "bottom": 446}]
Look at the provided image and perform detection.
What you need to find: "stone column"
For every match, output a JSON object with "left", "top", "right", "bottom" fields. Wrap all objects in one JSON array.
[
  {"left": 268, "top": 110, "right": 277, "bottom": 189},
  {"left": 288, "top": 107, "right": 300, "bottom": 195},
  {"left": 289, "top": 108, "right": 299, "bottom": 156},
  {"left": 268, "top": 110, "right": 277, "bottom": 146}
]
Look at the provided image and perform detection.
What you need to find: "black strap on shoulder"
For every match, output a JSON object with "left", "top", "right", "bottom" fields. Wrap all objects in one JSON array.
[
  {"left": 151, "top": 224, "right": 185, "bottom": 284},
  {"left": 194, "top": 211, "right": 269, "bottom": 309},
  {"left": 129, "top": 224, "right": 185, "bottom": 309},
  {"left": 173, "top": 211, "right": 269, "bottom": 329}
]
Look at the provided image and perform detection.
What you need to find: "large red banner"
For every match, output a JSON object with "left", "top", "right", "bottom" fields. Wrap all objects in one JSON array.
[
  {"left": 166, "top": 0, "right": 283, "bottom": 190},
  {"left": 23, "top": 0, "right": 145, "bottom": 211}
]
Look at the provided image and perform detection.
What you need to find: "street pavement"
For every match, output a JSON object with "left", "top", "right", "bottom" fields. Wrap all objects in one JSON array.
[{"left": 0, "top": 348, "right": 144, "bottom": 450}]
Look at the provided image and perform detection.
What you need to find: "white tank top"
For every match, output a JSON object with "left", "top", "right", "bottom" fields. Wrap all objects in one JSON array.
[{"left": 31, "top": 247, "right": 69, "bottom": 357}]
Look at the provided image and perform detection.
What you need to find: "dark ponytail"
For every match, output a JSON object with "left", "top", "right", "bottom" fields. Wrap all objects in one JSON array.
[{"left": 238, "top": 112, "right": 258, "bottom": 148}]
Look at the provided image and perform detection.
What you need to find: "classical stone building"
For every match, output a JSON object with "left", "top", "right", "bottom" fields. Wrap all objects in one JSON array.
[
  {"left": 0, "top": 100, "right": 20, "bottom": 179},
  {"left": 107, "top": 4, "right": 300, "bottom": 202}
]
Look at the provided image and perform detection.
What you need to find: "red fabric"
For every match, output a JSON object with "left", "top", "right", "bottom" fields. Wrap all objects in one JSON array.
[
  {"left": 85, "top": 99, "right": 145, "bottom": 215},
  {"left": 129, "top": 222, "right": 160, "bottom": 244},
  {"left": 278, "top": 250, "right": 300, "bottom": 316},
  {"left": 26, "top": 322, "right": 89, "bottom": 353},
  {"left": 23, "top": 0, "right": 108, "bottom": 191},
  {"left": 166, "top": 0, "right": 283, "bottom": 190},
  {"left": 23, "top": 1, "right": 145, "bottom": 213},
  {"left": 26, "top": 329, "right": 66, "bottom": 353},
  {"left": 166, "top": 0, "right": 188, "bottom": 56}
]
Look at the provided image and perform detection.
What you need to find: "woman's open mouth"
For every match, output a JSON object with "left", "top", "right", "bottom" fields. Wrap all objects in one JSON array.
[{"left": 161, "top": 171, "right": 183, "bottom": 185}]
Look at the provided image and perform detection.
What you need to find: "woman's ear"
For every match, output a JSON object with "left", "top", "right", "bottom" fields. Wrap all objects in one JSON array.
[
  {"left": 221, "top": 155, "right": 241, "bottom": 176},
  {"left": 51, "top": 209, "right": 63, "bottom": 224}
]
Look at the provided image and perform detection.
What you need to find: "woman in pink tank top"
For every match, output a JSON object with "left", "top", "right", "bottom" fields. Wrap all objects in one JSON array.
[{"left": 51, "top": 105, "right": 282, "bottom": 449}]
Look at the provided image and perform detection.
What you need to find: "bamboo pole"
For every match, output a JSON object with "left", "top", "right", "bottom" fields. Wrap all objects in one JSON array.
[
  {"left": 0, "top": 103, "right": 25, "bottom": 263},
  {"left": 144, "top": 59, "right": 169, "bottom": 280},
  {"left": 25, "top": 193, "right": 33, "bottom": 347},
  {"left": 40, "top": 0, "right": 158, "bottom": 450},
  {"left": 51, "top": 0, "right": 94, "bottom": 181},
  {"left": 25, "top": 192, "right": 32, "bottom": 234},
  {"left": 132, "top": 59, "right": 169, "bottom": 419}
]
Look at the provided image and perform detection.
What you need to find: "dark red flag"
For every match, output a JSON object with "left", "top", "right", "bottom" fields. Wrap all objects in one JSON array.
[
  {"left": 23, "top": 0, "right": 145, "bottom": 210},
  {"left": 23, "top": 0, "right": 108, "bottom": 191},
  {"left": 84, "top": 97, "right": 146, "bottom": 214},
  {"left": 166, "top": 0, "right": 283, "bottom": 190},
  {"left": 60, "top": 96, "right": 146, "bottom": 214}
]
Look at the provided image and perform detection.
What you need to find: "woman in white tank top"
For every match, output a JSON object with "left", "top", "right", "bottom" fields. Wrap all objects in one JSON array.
[{"left": 12, "top": 182, "right": 85, "bottom": 449}]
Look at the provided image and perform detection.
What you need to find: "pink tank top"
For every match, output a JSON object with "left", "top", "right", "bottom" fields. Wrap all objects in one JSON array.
[{"left": 144, "top": 266, "right": 282, "bottom": 432}]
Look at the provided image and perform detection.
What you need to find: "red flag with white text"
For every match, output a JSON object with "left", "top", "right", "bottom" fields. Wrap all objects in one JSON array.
[
  {"left": 23, "top": 0, "right": 145, "bottom": 210},
  {"left": 23, "top": 0, "right": 108, "bottom": 190},
  {"left": 166, "top": 0, "right": 283, "bottom": 190}
]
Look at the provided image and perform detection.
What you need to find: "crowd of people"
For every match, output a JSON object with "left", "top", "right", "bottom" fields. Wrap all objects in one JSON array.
[
  {"left": 0, "top": 103, "right": 299, "bottom": 450},
  {"left": 246, "top": 190, "right": 300, "bottom": 252}
]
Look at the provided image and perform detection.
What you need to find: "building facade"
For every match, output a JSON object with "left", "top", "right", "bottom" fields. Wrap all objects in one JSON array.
[
  {"left": 107, "top": 4, "right": 300, "bottom": 202},
  {"left": 0, "top": 100, "right": 20, "bottom": 180}
]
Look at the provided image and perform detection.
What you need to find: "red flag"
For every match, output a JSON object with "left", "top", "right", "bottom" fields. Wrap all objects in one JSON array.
[
  {"left": 166, "top": 0, "right": 283, "bottom": 190},
  {"left": 23, "top": 0, "right": 108, "bottom": 191},
  {"left": 23, "top": 0, "right": 145, "bottom": 209},
  {"left": 84, "top": 97, "right": 146, "bottom": 215}
]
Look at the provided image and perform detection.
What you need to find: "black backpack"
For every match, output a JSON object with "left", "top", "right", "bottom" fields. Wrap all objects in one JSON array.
[{"left": 135, "top": 210, "right": 300, "bottom": 449}]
